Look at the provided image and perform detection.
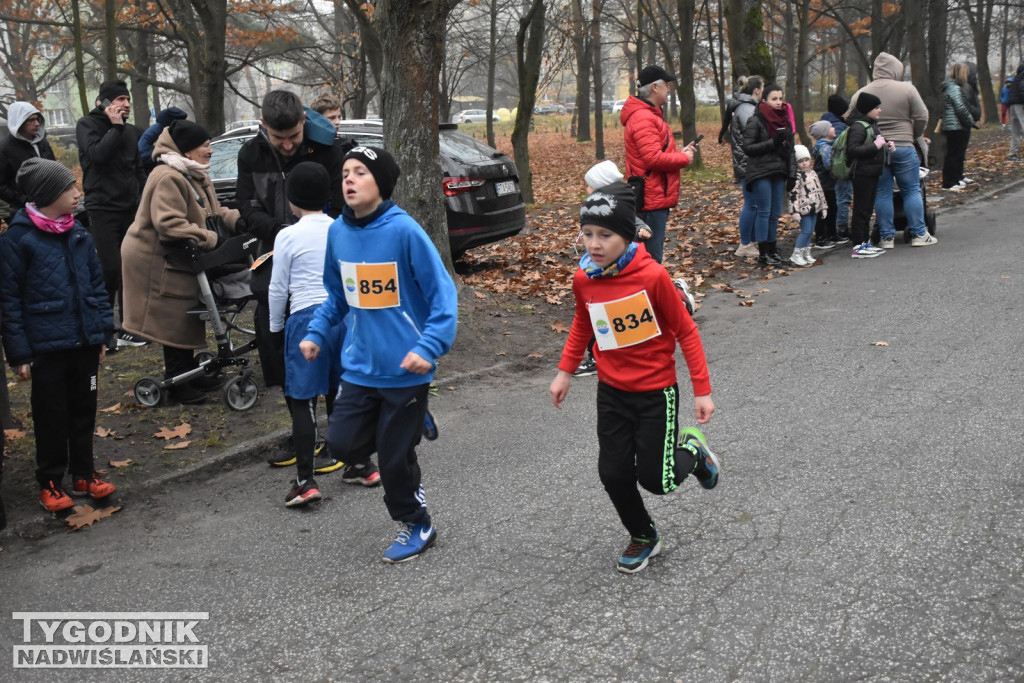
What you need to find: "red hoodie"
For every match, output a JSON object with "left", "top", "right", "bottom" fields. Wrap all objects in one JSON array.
[
  {"left": 558, "top": 244, "right": 711, "bottom": 396},
  {"left": 620, "top": 95, "right": 691, "bottom": 211}
]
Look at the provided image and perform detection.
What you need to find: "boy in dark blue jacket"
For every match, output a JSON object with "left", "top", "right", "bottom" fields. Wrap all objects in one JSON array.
[
  {"left": 0, "top": 158, "right": 117, "bottom": 512},
  {"left": 301, "top": 146, "right": 458, "bottom": 563}
]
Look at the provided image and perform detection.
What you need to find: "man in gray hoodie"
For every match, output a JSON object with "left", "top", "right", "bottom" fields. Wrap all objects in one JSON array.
[
  {"left": 0, "top": 102, "right": 57, "bottom": 218},
  {"left": 849, "top": 52, "right": 937, "bottom": 249}
]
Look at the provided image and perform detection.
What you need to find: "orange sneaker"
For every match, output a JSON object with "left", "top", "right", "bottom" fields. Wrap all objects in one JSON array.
[
  {"left": 72, "top": 473, "right": 117, "bottom": 499},
  {"left": 39, "top": 482, "right": 75, "bottom": 512}
]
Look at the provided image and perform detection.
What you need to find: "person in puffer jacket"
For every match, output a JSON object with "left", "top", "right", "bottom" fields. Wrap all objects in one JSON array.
[
  {"left": 0, "top": 158, "right": 118, "bottom": 514},
  {"left": 726, "top": 76, "right": 764, "bottom": 258},
  {"left": 940, "top": 63, "right": 975, "bottom": 191},
  {"left": 620, "top": 65, "right": 696, "bottom": 264}
]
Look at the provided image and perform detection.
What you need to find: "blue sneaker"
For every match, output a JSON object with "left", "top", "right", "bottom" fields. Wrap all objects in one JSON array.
[
  {"left": 680, "top": 427, "right": 720, "bottom": 490},
  {"left": 422, "top": 410, "right": 439, "bottom": 441},
  {"left": 617, "top": 533, "right": 662, "bottom": 574},
  {"left": 382, "top": 521, "right": 437, "bottom": 563}
]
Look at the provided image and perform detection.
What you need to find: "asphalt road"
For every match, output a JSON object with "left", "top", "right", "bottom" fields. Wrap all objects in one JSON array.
[{"left": 2, "top": 187, "right": 1023, "bottom": 681}]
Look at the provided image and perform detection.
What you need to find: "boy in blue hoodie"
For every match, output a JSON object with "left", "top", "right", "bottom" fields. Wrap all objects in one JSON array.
[{"left": 301, "top": 146, "right": 458, "bottom": 563}]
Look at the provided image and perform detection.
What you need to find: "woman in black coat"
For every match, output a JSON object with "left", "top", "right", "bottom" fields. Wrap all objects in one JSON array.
[
  {"left": 844, "top": 92, "right": 889, "bottom": 257},
  {"left": 742, "top": 84, "right": 796, "bottom": 266}
]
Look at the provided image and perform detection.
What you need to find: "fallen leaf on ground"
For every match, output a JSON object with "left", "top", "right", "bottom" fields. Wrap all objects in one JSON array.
[
  {"left": 1000, "top": 276, "right": 1011, "bottom": 279},
  {"left": 495, "top": 351, "right": 507, "bottom": 356},
  {"left": 871, "top": 341, "right": 889, "bottom": 346},
  {"left": 550, "top": 321, "right": 570, "bottom": 333},
  {"left": 66, "top": 505, "right": 121, "bottom": 530},
  {"left": 163, "top": 441, "right": 191, "bottom": 450},
  {"left": 100, "top": 403, "right": 122, "bottom": 413},
  {"left": 739, "top": 300, "right": 754, "bottom": 307},
  {"left": 474, "top": 291, "right": 487, "bottom": 298},
  {"left": 4, "top": 429, "right": 26, "bottom": 440},
  {"left": 95, "top": 426, "right": 114, "bottom": 438},
  {"left": 109, "top": 459, "right": 134, "bottom": 468},
  {"left": 527, "top": 352, "right": 544, "bottom": 358},
  {"left": 446, "top": 386, "right": 457, "bottom": 391},
  {"left": 153, "top": 422, "right": 192, "bottom": 440}
]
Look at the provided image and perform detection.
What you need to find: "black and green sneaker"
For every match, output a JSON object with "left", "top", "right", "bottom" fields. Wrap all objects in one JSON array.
[{"left": 679, "top": 427, "right": 720, "bottom": 490}]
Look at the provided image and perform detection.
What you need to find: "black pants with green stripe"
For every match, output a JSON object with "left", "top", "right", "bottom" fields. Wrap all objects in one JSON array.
[{"left": 596, "top": 381, "right": 699, "bottom": 539}]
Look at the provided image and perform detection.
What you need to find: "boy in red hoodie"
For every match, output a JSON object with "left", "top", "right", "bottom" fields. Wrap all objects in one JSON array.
[{"left": 549, "top": 182, "right": 719, "bottom": 574}]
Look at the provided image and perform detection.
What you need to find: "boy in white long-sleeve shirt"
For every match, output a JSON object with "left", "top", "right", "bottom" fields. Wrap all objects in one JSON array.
[{"left": 268, "top": 162, "right": 351, "bottom": 507}]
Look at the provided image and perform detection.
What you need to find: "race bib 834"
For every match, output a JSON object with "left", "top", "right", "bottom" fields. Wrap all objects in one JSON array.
[
  {"left": 340, "top": 261, "right": 400, "bottom": 309},
  {"left": 588, "top": 290, "right": 661, "bottom": 350}
]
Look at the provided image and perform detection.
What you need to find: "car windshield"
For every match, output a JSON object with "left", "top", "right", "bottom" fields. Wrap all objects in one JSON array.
[
  {"left": 208, "top": 137, "right": 247, "bottom": 180},
  {"left": 440, "top": 129, "right": 502, "bottom": 163}
]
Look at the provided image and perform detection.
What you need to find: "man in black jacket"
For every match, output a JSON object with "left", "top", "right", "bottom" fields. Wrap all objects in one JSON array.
[
  {"left": 75, "top": 79, "right": 147, "bottom": 348},
  {"left": 0, "top": 102, "right": 57, "bottom": 219},
  {"left": 236, "top": 91, "right": 349, "bottom": 381}
]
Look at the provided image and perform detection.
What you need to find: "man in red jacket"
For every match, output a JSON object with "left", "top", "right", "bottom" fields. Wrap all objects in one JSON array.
[{"left": 620, "top": 65, "right": 696, "bottom": 263}]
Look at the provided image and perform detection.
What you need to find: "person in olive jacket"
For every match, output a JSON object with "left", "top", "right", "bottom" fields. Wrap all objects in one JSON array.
[
  {"left": 741, "top": 83, "right": 796, "bottom": 267},
  {"left": 940, "top": 64, "right": 976, "bottom": 191},
  {"left": 844, "top": 93, "right": 889, "bottom": 258}
]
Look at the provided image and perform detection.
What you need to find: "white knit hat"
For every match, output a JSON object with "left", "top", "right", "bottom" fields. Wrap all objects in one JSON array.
[
  {"left": 794, "top": 144, "right": 811, "bottom": 161},
  {"left": 584, "top": 160, "right": 624, "bottom": 190}
]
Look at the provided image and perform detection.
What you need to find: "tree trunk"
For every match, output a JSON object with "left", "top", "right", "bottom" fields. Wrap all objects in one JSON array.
[
  {"left": 376, "top": 0, "right": 458, "bottom": 273},
  {"left": 676, "top": 0, "right": 699, "bottom": 166},
  {"left": 571, "top": 0, "right": 592, "bottom": 142},
  {"left": 71, "top": 0, "right": 89, "bottom": 115},
  {"left": 486, "top": 0, "right": 498, "bottom": 147},
  {"left": 129, "top": 14, "right": 151, "bottom": 127},
  {"left": 792, "top": 0, "right": 811, "bottom": 146},
  {"left": 961, "top": 0, "right": 999, "bottom": 124},
  {"left": 591, "top": 0, "right": 604, "bottom": 158},
  {"left": 723, "top": 0, "right": 775, "bottom": 82},
  {"left": 105, "top": 0, "right": 117, "bottom": 81},
  {"left": 511, "top": 0, "right": 545, "bottom": 204}
]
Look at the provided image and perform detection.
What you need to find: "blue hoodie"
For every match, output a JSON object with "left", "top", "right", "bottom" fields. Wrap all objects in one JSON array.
[{"left": 304, "top": 201, "right": 458, "bottom": 388}]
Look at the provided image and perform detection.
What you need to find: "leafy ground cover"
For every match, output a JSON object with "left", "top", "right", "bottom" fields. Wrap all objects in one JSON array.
[{"left": 2, "top": 123, "right": 1020, "bottom": 536}]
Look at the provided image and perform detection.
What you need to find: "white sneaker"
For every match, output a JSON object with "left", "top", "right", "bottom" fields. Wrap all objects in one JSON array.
[
  {"left": 911, "top": 232, "right": 938, "bottom": 247},
  {"left": 789, "top": 250, "right": 807, "bottom": 266},
  {"left": 943, "top": 181, "right": 966, "bottom": 192},
  {"left": 800, "top": 247, "right": 815, "bottom": 266},
  {"left": 961, "top": 177, "right": 975, "bottom": 184},
  {"left": 735, "top": 243, "right": 758, "bottom": 258},
  {"left": 880, "top": 237, "right": 895, "bottom": 249}
]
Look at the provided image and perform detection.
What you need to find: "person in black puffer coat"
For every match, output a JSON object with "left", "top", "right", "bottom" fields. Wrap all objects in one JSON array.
[
  {"left": 742, "top": 83, "right": 796, "bottom": 266},
  {"left": 845, "top": 93, "right": 888, "bottom": 257}
]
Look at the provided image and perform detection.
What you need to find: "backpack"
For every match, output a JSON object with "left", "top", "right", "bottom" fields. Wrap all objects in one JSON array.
[{"left": 830, "top": 120, "right": 870, "bottom": 181}]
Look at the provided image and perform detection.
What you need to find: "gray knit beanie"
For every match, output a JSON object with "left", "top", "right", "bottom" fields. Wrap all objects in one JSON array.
[
  {"left": 808, "top": 120, "right": 833, "bottom": 140},
  {"left": 16, "top": 158, "right": 77, "bottom": 208}
]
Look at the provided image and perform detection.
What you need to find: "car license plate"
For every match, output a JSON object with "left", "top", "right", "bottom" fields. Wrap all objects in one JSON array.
[{"left": 495, "top": 180, "right": 516, "bottom": 196}]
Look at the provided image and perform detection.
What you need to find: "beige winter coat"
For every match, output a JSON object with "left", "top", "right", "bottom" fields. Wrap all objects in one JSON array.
[
  {"left": 847, "top": 52, "right": 929, "bottom": 147},
  {"left": 121, "top": 128, "right": 240, "bottom": 349}
]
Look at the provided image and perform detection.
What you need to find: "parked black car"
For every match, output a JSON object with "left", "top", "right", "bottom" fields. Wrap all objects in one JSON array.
[{"left": 207, "top": 120, "right": 525, "bottom": 257}]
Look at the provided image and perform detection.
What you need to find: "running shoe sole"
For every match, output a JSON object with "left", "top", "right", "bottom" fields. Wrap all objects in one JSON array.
[{"left": 285, "top": 489, "right": 322, "bottom": 507}]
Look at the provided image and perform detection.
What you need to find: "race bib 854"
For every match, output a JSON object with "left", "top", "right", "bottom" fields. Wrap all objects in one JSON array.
[
  {"left": 340, "top": 261, "right": 400, "bottom": 309},
  {"left": 588, "top": 290, "right": 661, "bottom": 350}
]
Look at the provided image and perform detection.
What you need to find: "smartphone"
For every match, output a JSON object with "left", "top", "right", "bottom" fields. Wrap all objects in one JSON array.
[
  {"left": 101, "top": 98, "right": 112, "bottom": 108},
  {"left": 693, "top": 134, "right": 705, "bottom": 145},
  {"left": 777, "top": 127, "right": 787, "bottom": 134}
]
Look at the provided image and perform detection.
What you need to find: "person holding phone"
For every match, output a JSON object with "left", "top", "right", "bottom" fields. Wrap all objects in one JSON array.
[
  {"left": 741, "top": 84, "right": 796, "bottom": 267},
  {"left": 619, "top": 65, "right": 696, "bottom": 264},
  {"left": 75, "top": 80, "right": 148, "bottom": 349}
]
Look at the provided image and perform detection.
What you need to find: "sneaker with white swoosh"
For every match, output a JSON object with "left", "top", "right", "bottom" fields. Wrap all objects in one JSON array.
[{"left": 382, "top": 521, "right": 437, "bottom": 563}]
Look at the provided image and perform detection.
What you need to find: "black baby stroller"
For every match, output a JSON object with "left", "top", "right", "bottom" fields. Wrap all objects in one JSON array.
[
  {"left": 133, "top": 233, "right": 262, "bottom": 411},
  {"left": 872, "top": 138, "right": 938, "bottom": 243}
]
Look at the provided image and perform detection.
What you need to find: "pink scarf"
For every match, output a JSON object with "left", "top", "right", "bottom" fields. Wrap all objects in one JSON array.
[{"left": 26, "top": 203, "right": 75, "bottom": 234}]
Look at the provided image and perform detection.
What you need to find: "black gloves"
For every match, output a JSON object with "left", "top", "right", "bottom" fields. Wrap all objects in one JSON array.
[{"left": 773, "top": 131, "right": 788, "bottom": 148}]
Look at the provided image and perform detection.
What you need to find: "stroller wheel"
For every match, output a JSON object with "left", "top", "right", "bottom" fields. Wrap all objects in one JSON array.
[
  {"left": 224, "top": 375, "right": 259, "bottom": 411},
  {"left": 134, "top": 377, "right": 163, "bottom": 407},
  {"left": 195, "top": 350, "right": 220, "bottom": 377}
]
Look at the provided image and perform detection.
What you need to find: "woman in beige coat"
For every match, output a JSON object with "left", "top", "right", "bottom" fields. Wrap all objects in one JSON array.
[{"left": 122, "top": 120, "right": 239, "bottom": 404}]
